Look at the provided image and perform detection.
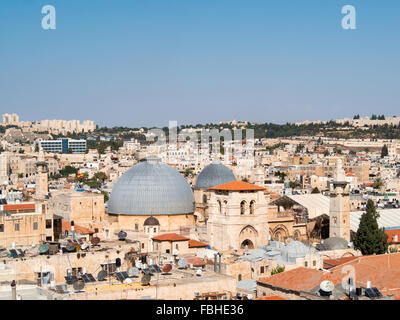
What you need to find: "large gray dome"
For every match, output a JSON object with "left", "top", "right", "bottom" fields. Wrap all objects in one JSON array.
[
  {"left": 108, "top": 159, "right": 194, "bottom": 216},
  {"left": 195, "top": 161, "right": 236, "bottom": 189}
]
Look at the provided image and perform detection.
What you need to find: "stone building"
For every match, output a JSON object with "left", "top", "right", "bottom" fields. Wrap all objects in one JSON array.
[
  {"left": 329, "top": 159, "right": 351, "bottom": 242},
  {"left": 106, "top": 157, "right": 195, "bottom": 233},
  {"left": 207, "top": 180, "right": 269, "bottom": 251},
  {"left": 193, "top": 161, "right": 236, "bottom": 224}
]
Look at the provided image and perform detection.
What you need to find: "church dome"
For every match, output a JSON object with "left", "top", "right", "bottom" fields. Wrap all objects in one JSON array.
[
  {"left": 144, "top": 216, "right": 160, "bottom": 226},
  {"left": 195, "top": 161, "right": 236, "bottom": 189},
  {"left": 107, "top": 158, "right": 194, "bottom": 216},
  {"left": 323, "top": 237, "right": 348, "bottom": 250}
]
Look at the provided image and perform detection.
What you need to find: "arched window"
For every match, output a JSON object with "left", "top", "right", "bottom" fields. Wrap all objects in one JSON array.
[
  {"left": 217, "top": 200, "right": 222, "bottom": 214},
  {"left": 203, "top": 194, "right": 207, "bottom": 204},
  {"left": 240, "top": 201, "right": 247, "bottom": 215},
  {"left": 250, "top": 200, "right": 256, "bottom": 215},
  {"left": 223, "top": 200, "right": 228, "bottom": 215}
]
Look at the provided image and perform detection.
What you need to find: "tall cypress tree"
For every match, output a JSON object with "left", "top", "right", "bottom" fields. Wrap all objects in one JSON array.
[
  {"left": 354, "top": 199, "right": 388, "bottom": 255},
  {"left": 381, "top": 144, "right": 388, "bottom": 158}
]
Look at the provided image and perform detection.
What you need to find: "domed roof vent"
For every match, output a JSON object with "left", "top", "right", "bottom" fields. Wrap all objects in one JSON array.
[
  {"left": 108, "top": 160, "right": 194, "bottom": 216},
  {"left": 195, "top": 161, "right": 236, "bottom": 189},
  {"left": 144, "top": 216, "right": 160, "bottom": 226},
  {"left": 323, "top": 237, "right": 348, "bottom": 250}
]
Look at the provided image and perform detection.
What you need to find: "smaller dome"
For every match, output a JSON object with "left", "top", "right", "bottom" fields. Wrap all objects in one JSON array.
[
  {"left": 195, "top": 161, "right": 236, "bottom": 189},
  {"left": 323, "top": 237, "right": 348, "bottom": 250},
  {"left": 144, "top": 216, "right": 160, "bottom": 226}
]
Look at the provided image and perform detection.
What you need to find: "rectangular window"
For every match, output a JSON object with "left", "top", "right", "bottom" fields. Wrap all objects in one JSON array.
[
  {"left": 0, "top": 224, "right": 3, "bottom": 232},
  {"left": 15, "top": 223, "right": 20, "bottom": 231},
  {"left": 313, "top": 260, "right": 316, "bottom": 267},
  {"left": 46, "top": 219, "right": 52, "bottom": 229},
  {"left": 260, "top": 266, "right": 265, "bottom": 273},
  {"left": 33, "top": 222, "right": 38, "bottom": 230},
  {"left": 305, "top": 261, "right": 308, "bottom": 267}
]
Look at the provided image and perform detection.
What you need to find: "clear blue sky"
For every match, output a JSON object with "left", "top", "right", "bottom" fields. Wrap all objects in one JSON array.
[{"left": 0, "top": 0, "right": 399, "bottom": 127}]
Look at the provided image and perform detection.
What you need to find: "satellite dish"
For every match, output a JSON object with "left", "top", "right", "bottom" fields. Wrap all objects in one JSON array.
[
  {"left": 91, "top": 237, "right": 100, "bottom": 245},
  {"left": 141, "top": 274, "right": 151, "bottom": 286},
  {"left": 97, "top": 270, "right": 107, "bottom": 281},
  {"left": 162, "top": 264, "right": 172, "bottom": 274},
  {"left": 124, "top": 278, "right": 132, "bottom": 284},
  {"left": 247, "top": 294, "right": 253, "bottom": 300},
  {"left": 80, "top": 243, "right": 88, "bottom": 250},
  {"left": 320, "top": 280, "right": 335, "bottom": 293},
  {"left": 196, "top": 269, "right": 202, "bottom": 277},
  {"left": 135, "top": 261, "right": 142, "bottom": 269},
  {"left": 172, "top": 249, "right": 178, "bottom": 256},
  {"left": 141, "top": 263, "right": 147, "bottom": 270},
  {"left": 129, "top": 267, "right": 139, "bottom": 277},
  {"left": 178, "top": 259, "right": 188, "bottom": 269},
  {"left": 72, "top": 280, "right": 85, "bottom": 292},
  {"left": 38, "top": 244, "right": 49, "bottom": 254},
  {"left": 118, "top": 231, "right": 127, "bottom": 241}
]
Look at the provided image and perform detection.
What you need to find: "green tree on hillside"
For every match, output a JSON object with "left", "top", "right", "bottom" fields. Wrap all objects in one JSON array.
[
  {"left": 381, "top": 144, "right": 388, "bottom": 158},
  {"left": 353, "top": 199, "right": 388, "bottom": 255},
  {"left": 311, "top": 187, "right": 320, "bottom": 194}
]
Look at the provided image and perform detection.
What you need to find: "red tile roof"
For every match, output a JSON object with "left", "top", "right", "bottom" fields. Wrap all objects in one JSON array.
[
  {"left": 2, "top": 203, "right": 36, "bottom": 211},
  {"left": 188, "top": 239, "right": 208, "bottom": 248},
  {"left": 62, "top": 222, "right": 95, "bottom": 235},
  {"left": 257, "top": 267, "right": 327, "bottom": 292},
  {"left": 323, "top": 256, "right": 359, "bottom": 270},
  {"left": 187, "top": 257, "right": 206, "bottom": 267},
  {"left": 254, "top": 296, "right": 287, "bottom": 300},
  {"left": 385, "top": 229, "right": 400, "bottom": 243},
  {"left": 152, "top": 233, "right": 189, "bottom": 241},
  {"left": 209, "top": 180, "right": 265, "bottom": 191}
]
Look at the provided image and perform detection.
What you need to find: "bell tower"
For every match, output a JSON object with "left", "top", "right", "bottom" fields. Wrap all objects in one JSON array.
[
  {"left": 329, "top": 159, "right": 350, "bottom": 242},
  {"left": 35, "top": 148, "right": 48, "bottom": 200}
]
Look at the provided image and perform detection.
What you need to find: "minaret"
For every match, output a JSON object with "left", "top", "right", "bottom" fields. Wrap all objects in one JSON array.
[
  {"left": 35, "top": 148, "right": 48, "bottom": 200},
  {"left": 329, "top": 159, "right": 350, "bottom": 242}
]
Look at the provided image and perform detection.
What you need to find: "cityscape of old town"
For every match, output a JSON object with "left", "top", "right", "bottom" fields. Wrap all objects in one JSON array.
[
  {"left": 1, "top": 0, "right": 399, "bottom": 305},
  {"left": 1, "top": 113, "right": 400, "bottom": 300}
]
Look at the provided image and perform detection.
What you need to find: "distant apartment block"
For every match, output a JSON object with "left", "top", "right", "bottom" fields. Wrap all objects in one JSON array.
[
  {"left": 1, "top": 113, "right": 96, "bottom": 134},
  {"left": 38, "top": 138, "right": 87, "bottom": 154}
]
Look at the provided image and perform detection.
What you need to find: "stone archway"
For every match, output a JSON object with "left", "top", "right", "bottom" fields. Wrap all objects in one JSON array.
[
  {"left": 239, "top": 225, "right": 258, "bottom": 249},
  {"left": 272, "top": 224, "right": 289, "bottom": 243},
  {"left": 241, "top": 239, "right": 254, "bottom": 249}
]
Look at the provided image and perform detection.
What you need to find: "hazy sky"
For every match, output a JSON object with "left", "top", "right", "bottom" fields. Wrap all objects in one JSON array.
[{"left": 0, "top": 0, "right": 399, "bottom": 127}]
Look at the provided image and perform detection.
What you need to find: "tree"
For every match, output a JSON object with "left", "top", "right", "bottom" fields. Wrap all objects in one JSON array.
[
  {"left": 271, "top": 266, "right": 285, "bottom": 275},
  {"left": 97, "top": 143, "right": 106, "bottom": 155},
  {"left": 93, "top": 171, "right": 108, "bottom": 181},
  {"left": 101, "top": 191, "right": 109, "bottom": 203},
  {"left": 311, "top": 187, "right": 320, "bottom": 194},
  {"left": 296, "top": 144, "right": 304, "bottom": 153},
  {"left": 353, "top": 114, "right": 360, "bottom": 119},
  {"left": 353, "top": 199, "right": 388, "bottom": 255},
  {"left": 183, "top": 168, "right": 194, "bottom": 178},
  {"left": 60, "top": 165, "right": 78, "bottom": 177},
  {"left": 381, "top": 144, "right": 388, "bottom": 158}
]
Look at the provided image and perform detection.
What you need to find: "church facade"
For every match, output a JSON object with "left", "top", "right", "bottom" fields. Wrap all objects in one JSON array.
[{"left": 206, "top": 180, "right": 269, "bottom": 251}]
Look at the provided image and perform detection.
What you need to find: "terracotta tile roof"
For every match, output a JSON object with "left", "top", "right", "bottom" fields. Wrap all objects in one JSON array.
[
  {"left": 385, "top": 229, "right": 400, "bottom": 243},
  {"left": 152, "top": 233, "right": 189, "bottom": 241},
  {"left": 62, "top": 221, "right": 95, "bottom": 235},
  {"left": 254, "top": 296, "right": 287, "bottom": 300},
  {"left": 327, "top": 253, "right": 400, "bottom": 297},
  {"left": 209, "top": 180, "right": 265, "bottom": 191},
  {"left": 187, "top": 257, "right": 206, "bottom": 267},
  {"left": 323, "top": 256, "right": 359, "bottom": 269},
  {"left": 188, "top": 239, "right": 208, "bottom": 248},
  {"left": 2, "top": 203, "right": 36, "bottom": 211},
  {"left": 257, "top": 267, "right": 326, "bottom": 292}
]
